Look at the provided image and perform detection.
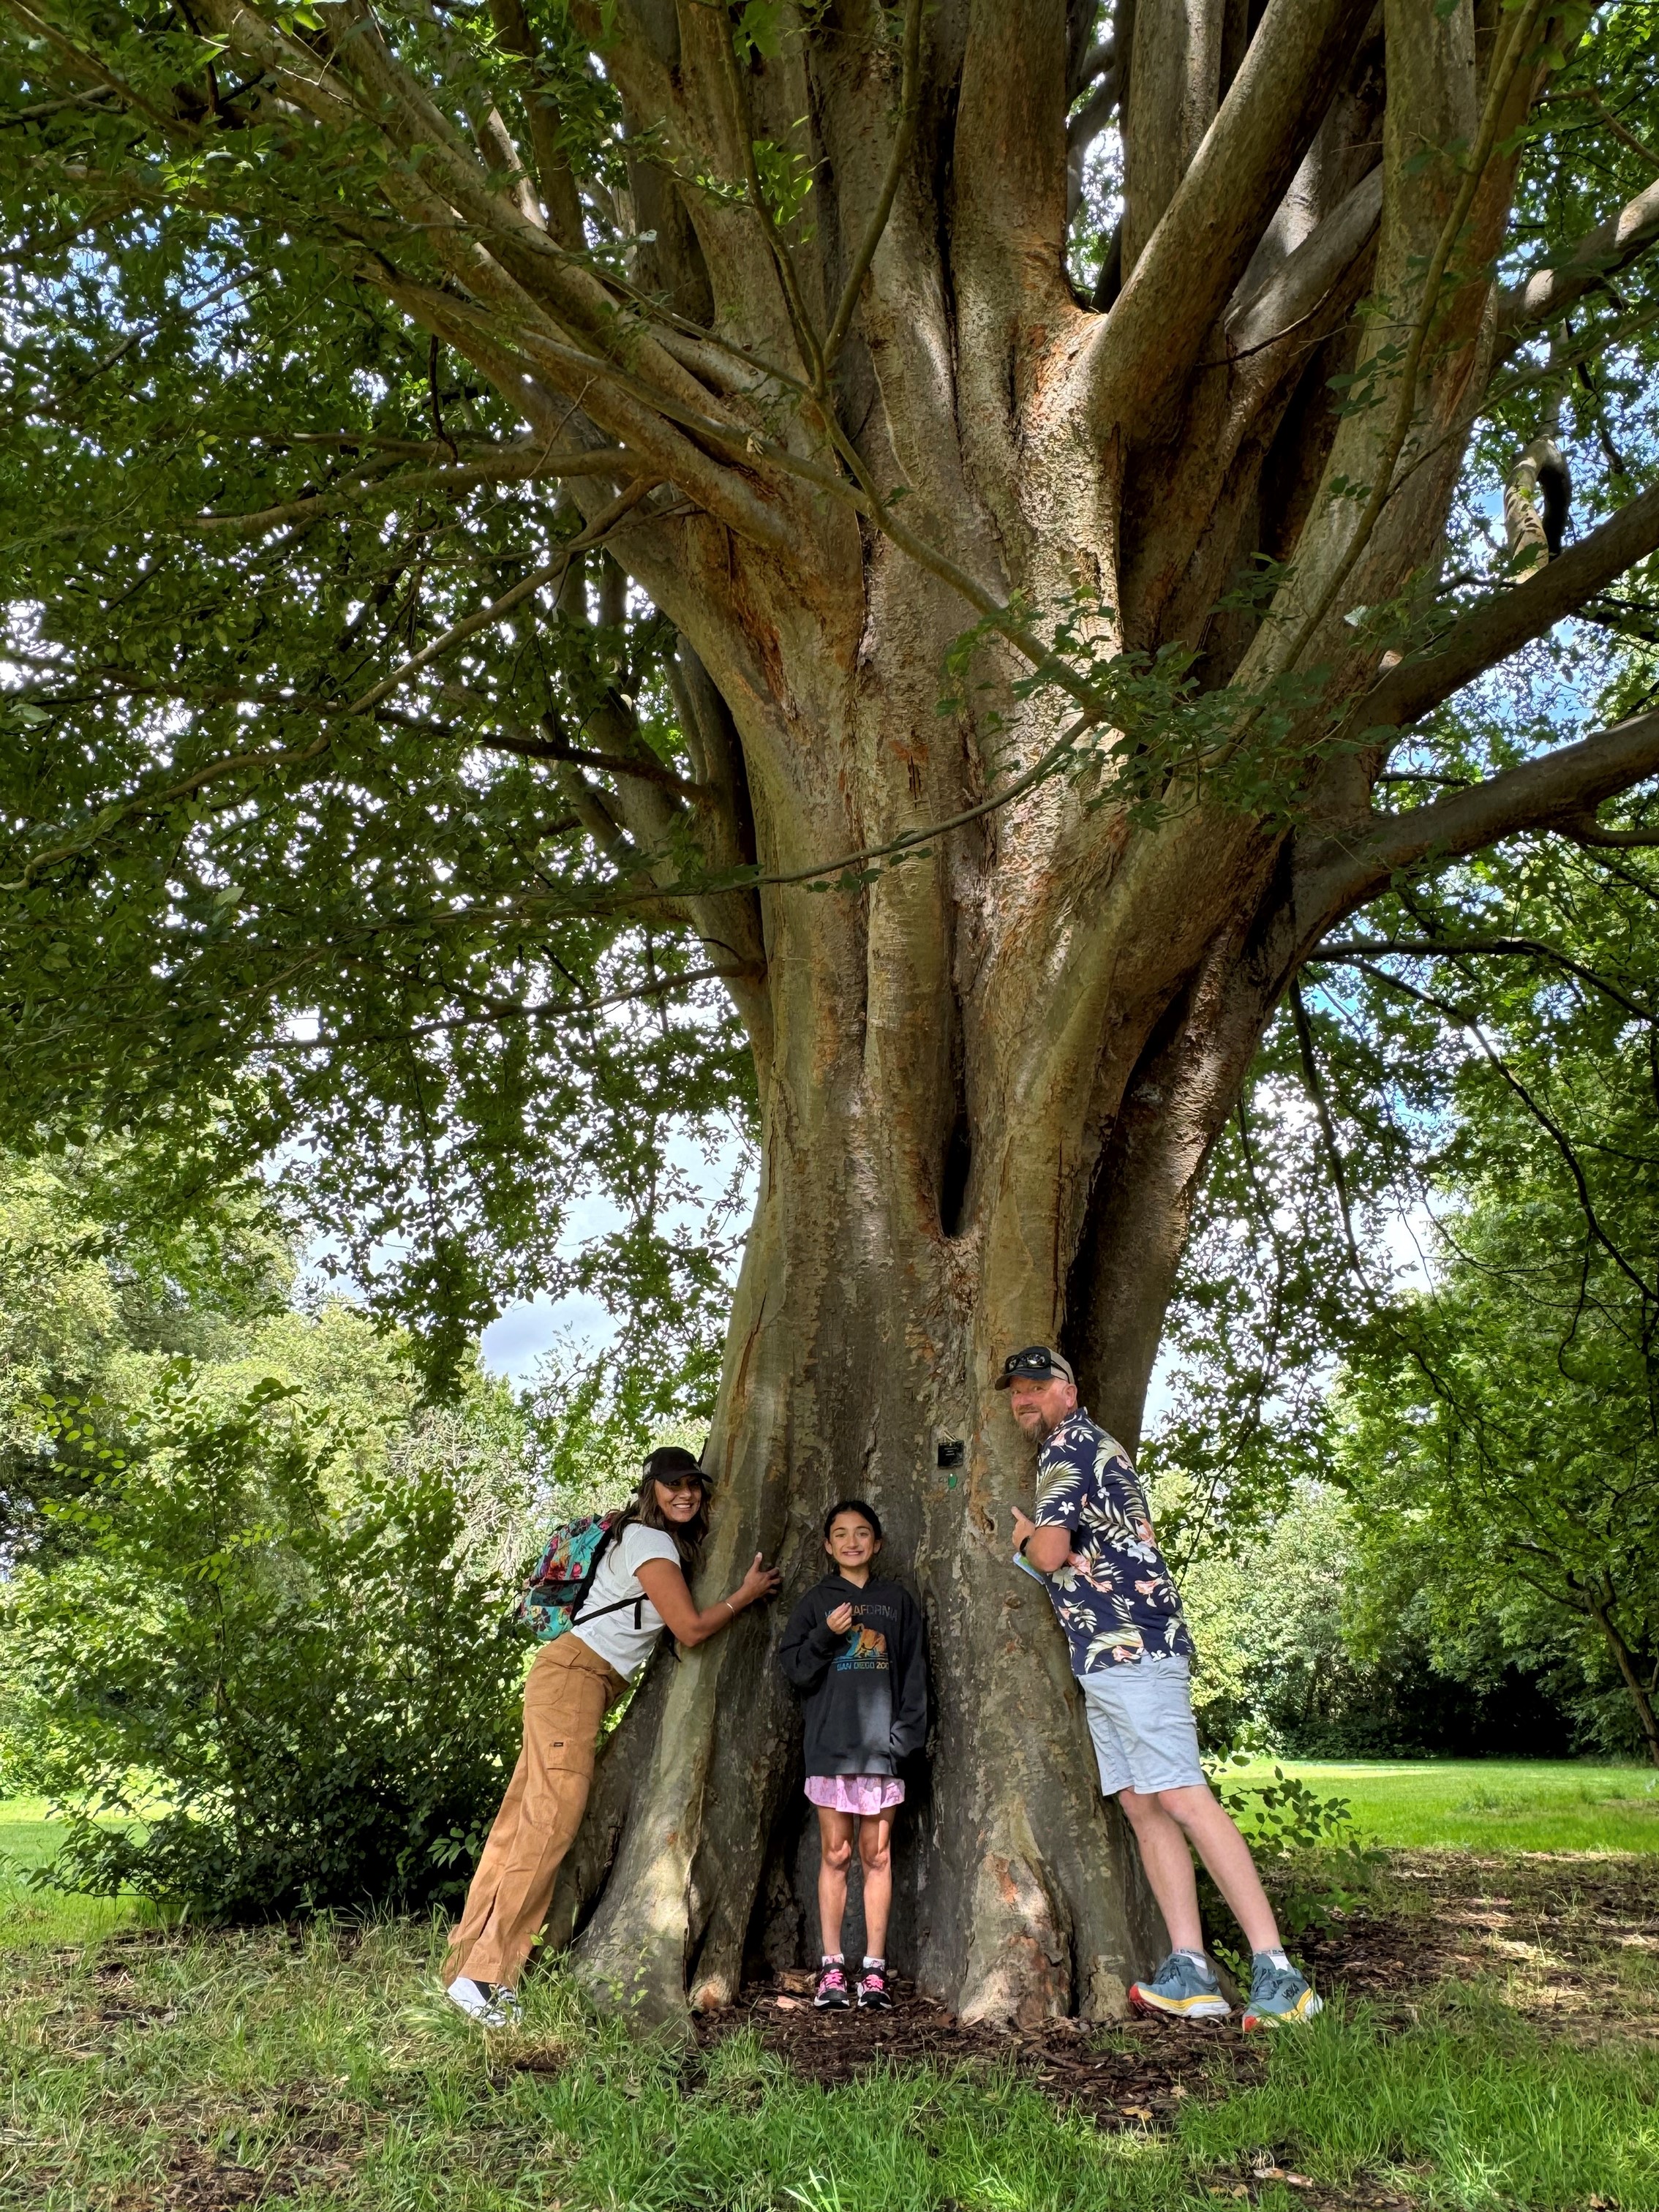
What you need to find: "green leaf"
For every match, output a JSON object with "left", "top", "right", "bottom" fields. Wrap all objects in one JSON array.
[{"left": 734, "top": 1, "right": 783, "bottom": 62}]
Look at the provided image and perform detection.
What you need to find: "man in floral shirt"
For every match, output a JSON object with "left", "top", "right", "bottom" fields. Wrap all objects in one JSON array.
[{"left": 1000, "top": 1344, "right": 1321, "bottom": 2029}]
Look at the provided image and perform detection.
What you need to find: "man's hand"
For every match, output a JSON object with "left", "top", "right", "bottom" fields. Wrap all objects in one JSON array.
[
  {"left": 825, "top": 1601, "right": 854, "bottom": 1633},
  {"left": 1011, "top": 1508, "right": 1072, "bottom": 1576}
]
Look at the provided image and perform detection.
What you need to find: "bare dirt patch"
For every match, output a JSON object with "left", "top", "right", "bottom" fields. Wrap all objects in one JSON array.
[{"left": 1298, "top": 1850, "right": 1659, "bottom": 2038}]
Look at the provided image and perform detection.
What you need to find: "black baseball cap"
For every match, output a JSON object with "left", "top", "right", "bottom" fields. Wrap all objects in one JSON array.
[
  {"left": 642, "top": 1445, "right": 712, "bottom": 1486},
  {"left": 993, "top": 1344, "right": 1077, "bottom": 1391}
]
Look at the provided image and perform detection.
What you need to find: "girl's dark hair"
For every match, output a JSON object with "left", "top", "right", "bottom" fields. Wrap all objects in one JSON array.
[
  {"left": 822, "top": 1497, "right": 882, "bottom": 1543},
  {"left": 617, "top": 1445, "right": 710, "bottom": 1570}
]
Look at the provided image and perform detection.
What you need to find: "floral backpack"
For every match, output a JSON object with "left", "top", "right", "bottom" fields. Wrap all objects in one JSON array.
[{"left": 514, "top": 1511, "right": 644, "bottom": 1642}]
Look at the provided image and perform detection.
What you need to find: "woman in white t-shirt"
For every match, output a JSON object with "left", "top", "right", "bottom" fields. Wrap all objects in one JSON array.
[{"left": 444, "top": 1445, "right": 780, "bottom": 2025}]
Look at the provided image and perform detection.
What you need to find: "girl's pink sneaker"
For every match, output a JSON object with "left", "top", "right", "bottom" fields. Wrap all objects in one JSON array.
[
  {"left": 855, "top": 1964, "right": 892, "bottom": 2011},
  {"left": 813, "top": 1960, "right": 850, "bottom": 2009}
]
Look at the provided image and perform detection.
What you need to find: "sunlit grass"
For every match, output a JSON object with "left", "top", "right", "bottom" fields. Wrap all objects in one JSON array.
[
  {"left": 0, "top": 1794, "right": 69, "bottom": 1870},
  {"left": 0, "top": 1793, "right": 143, "bottom": 1947},
  {"left": 1227, "top": 1759, "right": 1659, "bottom": 1853}
]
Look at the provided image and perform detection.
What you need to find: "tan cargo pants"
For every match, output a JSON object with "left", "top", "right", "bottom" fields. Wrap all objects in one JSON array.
[{"left": 443, "top": 1633, "right": 625, "bottom": 1990}]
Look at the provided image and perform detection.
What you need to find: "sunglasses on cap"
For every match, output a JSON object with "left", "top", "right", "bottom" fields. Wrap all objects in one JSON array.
[{"left": 993, "top": 1344, "right": 1077, "bottom": 1390}]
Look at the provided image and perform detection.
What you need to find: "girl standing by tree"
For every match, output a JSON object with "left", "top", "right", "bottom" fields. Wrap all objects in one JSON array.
[
  {"left": 778, "top": 1500, "right": 928, "bottom": 2011},
  {"left": 445, "top": 1447, "right": 780, "bottom": 2026}
]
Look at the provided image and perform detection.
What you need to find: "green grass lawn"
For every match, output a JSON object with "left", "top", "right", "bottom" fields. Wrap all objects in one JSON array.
[
  {"left": 0, "top": 1794, "right": 140, "bottom": 1948},
  {"left": 1226, "top": 1758, "right": 1659, "bottom": 1853},
  {"left": 3, "top": 1919, "right": 1656, "bottom": 2211},
  {"left": 0, "top": 1792, "right": 70, "bottom": 1870},
  {"left": 4, "top": 1780, "right": 1658, "bottom": 2208}
]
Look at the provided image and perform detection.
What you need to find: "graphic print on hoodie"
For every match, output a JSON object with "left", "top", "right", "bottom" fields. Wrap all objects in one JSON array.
[{"left": 777, "top": 1573, "right": 928, "bottom": 1778}]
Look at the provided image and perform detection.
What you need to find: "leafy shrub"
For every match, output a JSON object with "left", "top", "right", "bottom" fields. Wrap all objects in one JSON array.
[
  {"left": 1200, "top": 1761, "right": 1387, "bottom": 1961},
  {"left": 0, "top": 1369, "right": 527, "bottom": 1918}
]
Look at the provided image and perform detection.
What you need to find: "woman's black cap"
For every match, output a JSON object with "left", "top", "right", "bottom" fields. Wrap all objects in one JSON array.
[{"left": 642, "top": 1444, "right": 712, "bottom": 1486}]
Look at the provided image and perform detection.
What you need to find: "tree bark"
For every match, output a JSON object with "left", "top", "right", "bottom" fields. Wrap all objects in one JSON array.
[
  {"left": 548, "top": 552, "right": 1196, "bottom": 2023},
  {"left": 1588, "top": 1595, "right": 1659, "bottom": 1769}
]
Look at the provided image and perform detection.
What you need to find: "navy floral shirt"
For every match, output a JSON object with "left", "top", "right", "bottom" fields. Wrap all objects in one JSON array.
[{"left": 1028, "top": 1409, "right": 1194, "bottom": 1675}]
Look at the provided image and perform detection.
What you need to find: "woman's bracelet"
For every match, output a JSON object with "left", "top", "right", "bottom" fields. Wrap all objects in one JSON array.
[{"left": 724, "top": 1597, "right": 738, "bottom": 1618}]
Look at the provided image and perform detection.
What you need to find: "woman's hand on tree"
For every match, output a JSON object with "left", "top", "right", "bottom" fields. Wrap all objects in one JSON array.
[
  {"left": 737, "top": 1552, "right": 781, "bottom": 1608},
  {"left": 824, "top": 1601, "right": 854, "bottom": 1633}
]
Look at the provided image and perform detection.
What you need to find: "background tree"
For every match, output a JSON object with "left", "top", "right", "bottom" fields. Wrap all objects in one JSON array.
[
  {"left": 1328, "top": 895, "right": 1659, "bottom": 1764},
  {"left": 1158, "top": 596, "right": 1659, "bottom": 1765},
  {"left": 6, "top": 0, "right": 1659, "bottom": 2020},
  {"left": 0, "top": 1154, "right": 633, "bottom": 1916},
  {"left": 1, "top": 1370, "right": 532, "bottom": 1916},
  {"left": 1173, "top": 1483, "right": 1580, "bottom": 1759},
  {"left": 1337, "top": 1243, "right": 1659, "bottom": 1764}
]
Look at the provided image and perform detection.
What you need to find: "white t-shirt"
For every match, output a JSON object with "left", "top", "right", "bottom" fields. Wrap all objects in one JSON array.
[{"left": 569, "top": 1522, "right": 683, "bottom": 1679}]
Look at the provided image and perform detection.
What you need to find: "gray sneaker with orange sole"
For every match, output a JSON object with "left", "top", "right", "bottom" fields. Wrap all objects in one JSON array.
[
  {"left": 1128, "top": 1952, "right": 1231, "bottom": 2021},
  {"left": 1241, "top": 1955, "right": 1323, "bottom": 2029}
]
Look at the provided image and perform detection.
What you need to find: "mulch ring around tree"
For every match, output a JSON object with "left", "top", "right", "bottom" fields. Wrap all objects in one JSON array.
[
  {"left": 688, "top": 1848, "right": 1659, "bottom": 2117},
  {"left": 691, "top": 1976, "right": 1261, "bottom": 2128}
]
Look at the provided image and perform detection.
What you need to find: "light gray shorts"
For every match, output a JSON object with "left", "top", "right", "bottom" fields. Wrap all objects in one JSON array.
[{"left": 1077, "top": 1658, "right": 1206, "bottom": 1797}]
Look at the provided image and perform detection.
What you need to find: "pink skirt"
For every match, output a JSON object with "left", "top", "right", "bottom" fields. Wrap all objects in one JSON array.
[{"left": 805, "top": 1773, "right": 906, "bottom": 1814}]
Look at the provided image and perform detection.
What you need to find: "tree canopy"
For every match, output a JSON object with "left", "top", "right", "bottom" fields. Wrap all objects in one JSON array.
[{"left": 3, "top": 2, "right": 1659, "bottom": 1385}]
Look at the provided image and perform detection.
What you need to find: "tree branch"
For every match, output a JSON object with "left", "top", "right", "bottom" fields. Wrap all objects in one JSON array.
[
  {"left": 457, "top": 702, "right": 699, "bottom": 795},
  {"left": 1066, "top": 65, "right": 1119, "bottom": 225},
  {"left": 1, "top": 483, "right": 661, "bottom": 888},
  {"left": 1224, "top": 166, "right": 1382, "bottom": 357},
  {"left": 1556, "top": 810, "right": 1659, "bottom": 849},
  {"left": 1085, "top": 0, "right": 1373, "bottom": 445},
  {"left": 282, "top": 964, "right": 761, "bottom": 1052},
  {"left": 1546, "top": 86, "right": 1659, "bottom": 176},
  {"left": 484, "top": 0, "right": 586, "bottom": 247},
  {"left": 1337, "top": 958, "right": 1659, "bottom": 1309},
  {"left": 1244, "top": 0, "right": 1548, "bottom": 699},
  {"left": 1288, "top": 974, "right": 1364, "bottom": 1276},
  {"left": 1312, "top": 936, "right": 1657, "bottom": 1026},
  {"left": 1495, "top": 175, "right": 1659, "bottom": 362},
  {"left": 1337, "top": 478, "right": 1659, "bottom": 745},
  {"left": 186, "top": 446, "right": 634, "bottom": 536},
  {"left": 1295, "top": 703, "right": 1659, "bottom": 936},
  {"left": 339, "top": 476, "right": 661, "bottom": 720},
  {"left": 822, "top": 0, "right": 925, "bottom": 375}
]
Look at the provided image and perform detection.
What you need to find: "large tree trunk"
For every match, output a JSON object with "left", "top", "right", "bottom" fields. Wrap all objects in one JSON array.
[
  {"left": 555, "top": 1124, "right": 1173, "bottom": 2023},
  {"left": 542, "top": 533, "right": 1273, "bottom": 2020},
  {"left": 1587, "top": 1594, "right": 1659, "bottom": 1769},
  {"left": 522, "top": 0, "right": 1592, "bottom": 2028}
]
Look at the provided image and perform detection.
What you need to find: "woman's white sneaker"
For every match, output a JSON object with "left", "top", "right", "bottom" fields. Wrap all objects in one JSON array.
[{"left": 445, "top": 1976, "right": 508, "bottom": 2028}]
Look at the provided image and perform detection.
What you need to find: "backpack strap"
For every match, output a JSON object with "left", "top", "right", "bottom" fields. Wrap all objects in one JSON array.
[
  {"left": 569, "top": 1519, "right": 647, "bottom": 1632},
  {"left": 569, "top": 1589, "right": 647, "bottom": 1625}
]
